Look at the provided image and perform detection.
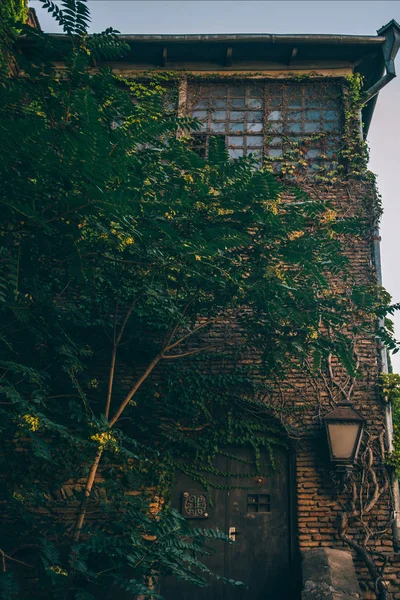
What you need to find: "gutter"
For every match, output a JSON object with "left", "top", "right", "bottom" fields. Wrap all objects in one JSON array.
[
  {"left": 48, "top": 32, "right": 386, "bottom": 45},
  {"left": 361, "top": 19, "right": 400, "bottom": 105}
]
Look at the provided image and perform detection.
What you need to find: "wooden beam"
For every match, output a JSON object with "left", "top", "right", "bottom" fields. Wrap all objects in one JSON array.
[
  {"left": 288, "top": 47, "right": 298, "bottom": 65},
  {"left": 225, "top": 46, "right": 233, "bottom": 67}
]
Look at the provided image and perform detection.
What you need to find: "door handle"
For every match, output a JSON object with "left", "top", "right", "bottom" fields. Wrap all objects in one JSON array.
[{"left": 228, "top": 526, "right": 241, "bottom": 542}]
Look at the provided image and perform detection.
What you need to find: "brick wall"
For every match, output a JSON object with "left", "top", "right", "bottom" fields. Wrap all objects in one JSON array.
[
  {"left": 117, "top": 179, "right": 397, "bottom": 597},
  {"left": 276, "top": 182, "right": 398, "bottom": 598}
]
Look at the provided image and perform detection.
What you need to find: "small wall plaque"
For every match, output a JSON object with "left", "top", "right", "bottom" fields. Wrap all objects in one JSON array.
[{"left": 181, "top": 492, "right": 209, "bottom": 519}]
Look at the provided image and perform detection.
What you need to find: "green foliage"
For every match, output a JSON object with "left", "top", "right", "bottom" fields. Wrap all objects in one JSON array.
[
  {"left": 0, "top": 1, "right": 398, "bottom": 598},
  {"left": 380, "top": 374, "right": 400, "bottom": 475},
  {"left": 0, "top": 0, "right": 28, "bottom": 76}
]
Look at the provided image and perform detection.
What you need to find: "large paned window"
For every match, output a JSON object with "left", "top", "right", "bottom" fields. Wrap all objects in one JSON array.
[
  {"left": 189, "top": 85, "right": 264, "bottom": 160},
  {"left": 187, "top": 82, "right": 342, "bottom": 172}
]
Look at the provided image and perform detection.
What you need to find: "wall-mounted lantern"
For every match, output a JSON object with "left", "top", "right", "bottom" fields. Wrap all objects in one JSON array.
[{"left": 323, "top": 402, "right": 365, "bottom": 482}]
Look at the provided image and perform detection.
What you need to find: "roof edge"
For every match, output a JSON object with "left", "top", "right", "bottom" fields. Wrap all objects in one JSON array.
[{"left": 47, "top": 32, "right": 386, "bottom": 45}]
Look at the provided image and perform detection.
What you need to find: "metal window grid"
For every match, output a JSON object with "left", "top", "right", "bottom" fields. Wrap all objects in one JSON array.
[{"left": 187, "top": 82, "right": 342, "bottom": 170}]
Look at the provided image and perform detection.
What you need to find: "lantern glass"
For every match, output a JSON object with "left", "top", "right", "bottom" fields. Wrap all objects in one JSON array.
[
  {"left": 326, "top": 423, "right": 362, "bottom": 460},
  {"left": 323, "top": 402, "right": 365, "bottom": 469}
]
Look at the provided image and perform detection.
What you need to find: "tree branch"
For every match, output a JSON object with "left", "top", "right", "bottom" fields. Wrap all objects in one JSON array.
[
  {"left": 108, "top": 353, "right": 162, "bottom": 428},
  {"left": 162, "top": 345, "right": 214, "bottom": 360},
  {"left": 105, "top": 297, "right": 137, "bottom": 420},
  {"left": 164, "top": 319, "right": 218, "bottom": 352},
  {"left": 0, "top": 548, "right": 34, "bottom": 571},
  {"left": 73, "top": 449, "right": 103, "bottom": 544}
]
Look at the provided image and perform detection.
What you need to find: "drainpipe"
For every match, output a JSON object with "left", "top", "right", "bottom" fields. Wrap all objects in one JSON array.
[
  {"left": 361, "top": 19, "right": 400, "bottom": 105},
  {"left": 372, "top": 226, "right": 400, "bottom": 550},
  {"left": 358, "top": 17, "right": 400, "bottom": 550},
  {"left": 360, "top": 19, "right": 400, "bottom": 541}
]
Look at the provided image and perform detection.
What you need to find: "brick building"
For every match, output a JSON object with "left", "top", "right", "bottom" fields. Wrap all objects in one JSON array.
[
  {"left": 101, "top": 23, "right": 400, "bottom": 600},
  {"left": 20, "top": 12, "right": 400, "bottom": 600}
]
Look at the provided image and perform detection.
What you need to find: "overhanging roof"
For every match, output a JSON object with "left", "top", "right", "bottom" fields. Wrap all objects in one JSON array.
[{"left": 20, "top": 21, "right": 400, "bottom": 136}]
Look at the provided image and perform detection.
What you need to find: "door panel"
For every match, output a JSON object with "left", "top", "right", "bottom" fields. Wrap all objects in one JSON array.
[
  {"left": 162, "top": 455, "right": 228, "bottom": 600},
  {"left": 162, "top": 447, "right": 294, "bottom": 600},
  {"left": 225, "top": 447, "right": 291, "bottom": 599}
]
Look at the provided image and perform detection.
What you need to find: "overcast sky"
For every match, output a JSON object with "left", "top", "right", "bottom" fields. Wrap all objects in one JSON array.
[{"left": 29, "top": 0, "right": 400, "bottom": 370}]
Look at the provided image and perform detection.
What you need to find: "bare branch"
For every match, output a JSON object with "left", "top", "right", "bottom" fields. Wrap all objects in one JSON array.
[
  {"left": 105, "top": 297, "right": 137, "bottom": 420},
  {"left": 163, "top": 300, "right": 193, "bottom": 348},
  {"left": 165, "top": 319, "right": 218, "bottom": 352},
  {"left": 162, "top": 345, "right": 214, "bottom": 360},
  {"left": 108, "top": 353, "right": 162, "bottom": 428},
  {"left": 0, "top": 549, "right": 33, "bottom": 571}
]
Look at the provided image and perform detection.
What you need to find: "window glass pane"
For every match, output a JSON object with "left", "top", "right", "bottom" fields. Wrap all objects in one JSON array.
[
  {"left": 248, "top": 111, "right": 263, "bottom": 122},
  {"left": 247, "top": 136, "right": 263, "bottom": 147},
  {"left": 268, "top": 148, "right": 283, "bottom": 157},
  {"left": 288, "top": 123, "right": 302, "bottom": 133},
  {"left": 230, "top": 122, "right": 245, "bottom": 132},
  {"left": 210, "top": 122, "right": 226, "bottom": 132},
  {"left": 212, "top": 111, "right": 227, "bottom": 120},
  {"left": 304, "top": 122, "right": 319, "bottom": 132},
  {"left": 231, "top": 98, "right": 246, "bottom": 108},
  {"left": 214, "top": 99, "right": 227, "bottom": 109},
  {"left": 267, "top": 110, "right": 281, "bottom": 121},
  {"left": 193, "top": 110, "right": 207, "bottom": 119},
  {"left": 230, "top": 111, "right": 245, "bottom": 121},
  {"left": 288, "top": 98, "right": 302, "bottom": 109},
  {"left": 270, "top": 137, "right": 282, "bottom": 145},
  {"left": 194, "top": 100, "right": 208, "bottom": 109},
  {"left": 269, "top": 97, "right": 282, "bottom": 107},
  {"left": 227, "top": 136, "right": 244, "bottom": 146},
  {"left": 247, "top": 122, "right": 263, "bottom": 133},
  {"left": 287, "top": 110, "right": 302, "bottom": 121},
  {"left": 269, "top": 122, "right": 283, "bottom": 132},
  {"left": 323, "top": 121, "right": 336, "bottom": 132},
  {"left": 323, "top": 110, "right": 338, "bottom": 121},
  {"left": 248, "top": 98, "right": 263, "bottom": 109},
  {"left": 231, "top": 86, "right": 246, "bottom": 97},
  {"left": 229, "top": 148, "right": 244, "bottom": 158},
  {"left": 250, "top": 87, "right": 263, "bottom": 97},
  {"left": 305, "top": 110, "right": 320, "bottom": 120}
]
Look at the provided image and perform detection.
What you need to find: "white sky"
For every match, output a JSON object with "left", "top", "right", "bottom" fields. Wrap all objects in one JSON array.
[{"left": 29, "top": 0, "right": 400, "bottom": 370}]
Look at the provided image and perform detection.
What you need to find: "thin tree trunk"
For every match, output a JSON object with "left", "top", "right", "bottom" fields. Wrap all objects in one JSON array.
[
  {"left": 108, "top": 353, "right": 162, "bottom": 427},
  {"left": 72, "top": 352, "right": 162, "bottom": 542},
  {"left": 72, "top": 311, "right": 214, "bottom": 547},
  {"left": 73, "top": 449, "right": 103, "bottom": 543},
  {"left": 105, "top": 348, "right": 116, "bottom": 420}
]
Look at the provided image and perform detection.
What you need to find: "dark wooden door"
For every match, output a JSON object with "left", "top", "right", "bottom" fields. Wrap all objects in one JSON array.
[{"left": 162, "top": 446, "right": 296, "bottom": 600}]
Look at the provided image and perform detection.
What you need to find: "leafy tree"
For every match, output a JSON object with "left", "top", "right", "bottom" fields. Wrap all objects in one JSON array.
[{"left": 0, "top": 1, "right": 397, "bottom": 598}]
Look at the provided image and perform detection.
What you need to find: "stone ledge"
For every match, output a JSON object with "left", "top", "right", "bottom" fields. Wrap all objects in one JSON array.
[{"left": 302, "top": 548, "right": 361, "bottom": 600}]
